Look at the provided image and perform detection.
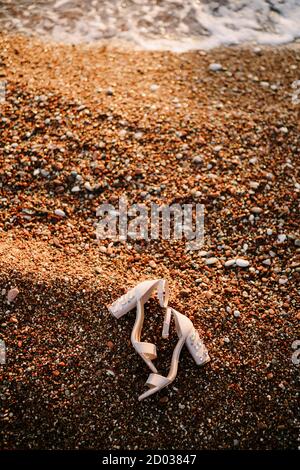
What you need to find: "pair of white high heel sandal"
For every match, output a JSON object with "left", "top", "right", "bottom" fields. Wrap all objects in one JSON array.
[{"left": 108, "top": 279, "right": 210, "bottom": 401}]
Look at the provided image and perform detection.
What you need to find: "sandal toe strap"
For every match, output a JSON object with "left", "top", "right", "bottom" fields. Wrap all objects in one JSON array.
[
  {"left": 146, "top": 373, "right": 170, "bottom": 389},
  {"left": 135, "top": 342, "right": 157, "bottom": 360}
]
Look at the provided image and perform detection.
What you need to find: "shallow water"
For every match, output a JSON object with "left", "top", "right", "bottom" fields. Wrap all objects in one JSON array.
[{"left": 0, "top": 0, "right": 300, "bottom": 51}]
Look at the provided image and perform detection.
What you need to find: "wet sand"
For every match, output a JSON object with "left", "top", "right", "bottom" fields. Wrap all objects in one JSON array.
[{"left": 0, "top": 33, "right": 299, "bottom": 449}]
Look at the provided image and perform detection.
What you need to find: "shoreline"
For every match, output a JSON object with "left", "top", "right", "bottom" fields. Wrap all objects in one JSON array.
[{"left": 0, "top": 32, "right": 299, "bottom": 450}]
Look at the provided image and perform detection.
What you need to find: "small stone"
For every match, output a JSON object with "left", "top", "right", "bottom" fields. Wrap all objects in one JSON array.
[
  {"left": 41, "top": 169, "right": 50, "bottom": 178},
  {"left": 279, "top": 277, "right": 288, "bottom": 285},
  {"left": 179, "top": 403, "right": 185, "bottom": 410},
  {"left": 159, "top": 396, "right": 168, "bottom": 403},
  {"left": 279, "top": 126, "right": 288, "bottom": 134},
  {"left": 149, "top": 260, "right": 157, "bottom": 269},
  {"left": 134, "top": 131, "right": 143, "bottom": 140},
  {"left": 234, "top": 310, "right": 240, "bottom": 318},
  {"left": 224, "top": 259, "right": 236, "bottom": 267},
  {"left": 277, "top": 234, "right": 286, "bottom": 243},
  {"left": 150, "top": 84, "right": 159, "bottom": 92},
  {"left": 198, "top": 251, "right": 208, "bottom": 257},
  {"left": 262, "top": 259, "right": 271, "bottom": 266},
  {"left": 71, "top": 186, "right": 81, "bottom": 193},
  {"left": 106, "top": 341, "right": 114, "bottom": 349},
  {"left": 7, "top": 288, "right": 19, "bottom": 302},
  {"left": 84, "top": 182, "right": 93, "bottom": 192},
  {"left": 192, "top": 156, "right": 202, "bottom": 164},
  {"left": 99, "top": 246, "right": 107, "bottom": 253},
  {"left": 251, "top": 206, "right": 263, "bottom": 214},
  {"left": 106, "top": 88, "right": 114, "bottom": 96},
  {"left": 106, "top": 369, "right": 115, "bottom": 376},
  {"left": 209, "top": 63, "right": 222, "bottom": 72},
  {"left": 224, "top": 337, "right": 230, "bottom": 344},
  {"left": 249, "top": 181, "right": 260, "bottom": 189},
  {"left": 205, "top": 257, "right": 218, "bottom": 265},
  {"left": 54, "top": 209, "right": 66, "bottom": 218},
  {"left": 295, "top": 239, "right": 300, "bottom": 247},
  {"left": 266, "top": 229, "right": 273, "bottom": 235},
  {"left": 236, "top": 258, "right": 250, "bottom": 267}
]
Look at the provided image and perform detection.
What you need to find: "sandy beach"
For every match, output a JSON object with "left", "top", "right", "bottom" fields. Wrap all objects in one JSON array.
[{"left": 0, "top": 32, "right": 299, "bottom": 450}]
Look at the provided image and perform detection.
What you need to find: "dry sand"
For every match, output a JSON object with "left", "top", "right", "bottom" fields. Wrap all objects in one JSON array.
[{"left": 0, "top": 33, "right": 299, "bottom": 449}]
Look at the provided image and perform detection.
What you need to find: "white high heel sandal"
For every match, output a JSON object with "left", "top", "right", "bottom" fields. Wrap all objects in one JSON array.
[
  {"left": 109, "top": 279, "right": 169, "bottom": 374},
  {"left": 138, "top": 308, "right": 210, "bottom": 401}
]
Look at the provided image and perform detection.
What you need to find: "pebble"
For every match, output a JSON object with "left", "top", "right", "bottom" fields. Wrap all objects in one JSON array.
[
  {"left": 106, "top": 369, "right": 115, "bottom": 376},
  {"left": 149, "top": 260, "right": 156, "bottom": 268},
  {"left": 262, "top": 259, "right": 271, "bottom": 266},
  {"left": 106, "top": 88, "right": 114, "bottom": 96},
  {"left": 279, "top": 126, "right": 288, "bottom": 134},
  {"left": 279, "top": 278, "right": 288, "bottom": 285},
  {"left": 266, "top": 229, "right": 273, "bottom": 235},
  {"left": 224, "top": 259, "right": 236, "bottom": 267},
  {"left": 234, "top": 310, "right": 240, "bottom": 318},
  {"left": 249, "top": 181, "right": 260, "bottom": 189},
  {"left": 277, "top": 234, "right": 286, "bottom": 243},
  {"left": 251, "top": 207, "right": 263, "bottom": 214},
  {"left": 150, "top": 84, "right": 159, "bottom": 92},
  {"left": 205, "top": 257, "right": 218, "bottom": 265},
  {"left": 71, "top": 186, "right": 81, "bottom": 193},
  {"left": 192, "top": 156, "right": 202, "bottom": 164},
  {"left": 84, "top": 182, "right": 93, "bottom": 192},
  {"left": 7, "top": 287, "right": 19, "bottom": 302},
  {"left": 54, "top": 209, "right": 66, "bottom": 218},
  {"left": 198, "top": 251, "right": 208, "bottom": 257},
  {"left": 236, "top": 258, "right": 250, "bottom": 268},
  {"left": 209, "top": 63, "right": 222, "bottom": 72},
  {"left": 134, "top": 131, "right": 143, "bottom": 140},
  {"left": 224, "top": 337, "right": 230, "bottom": 344},
  {"left": 295, "top": 239, "right": 300, "bottom": 247}
]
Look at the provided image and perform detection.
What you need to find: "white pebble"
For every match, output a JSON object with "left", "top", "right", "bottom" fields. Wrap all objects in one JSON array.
[
  {"left": 277, "top": 234, "right": 286, "bottom": 243},
  {"left": 84, "top": 182, "right": 92, "bottom": 191},
  {"left": 209, "top": 63, "right": 222, "bottom": 72},
  {"left": 71, "top": 186, "right": 81, "bottom": 193},
  {"left": 279, "top": 278, "right": 288, "bottom": 285},
  {"left": 279, "top": 127, "right": 288, "bottom": 134},
  {"left": 193, "top": 156, "right": 202, "bottom": 164},
  {"left": 150, "top": 84, "right": 159, "bottom": 92},
  {"left": 205, "top": 257, "right": 218, "bottom": 265},
  {"left": 234, "top": 310, "right": 240, "bottom": 318},
  {"left": 236, "top": 258, "right": 250, "bottom": 268},
  {"left": 224, "top": 259, "right": 236, "bottom": 268},
  {"left": 266, "top": 229, "right": 273, "bottom": 235},
  {"left": 54, "top": 209, "right": 66, "bottom": 218},
  {"left": 262, "top": 259, "right": 271, "bottom": 266}
]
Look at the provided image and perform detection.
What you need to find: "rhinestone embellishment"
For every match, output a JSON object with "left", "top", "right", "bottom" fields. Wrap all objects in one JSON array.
[{"left": 189, "top": 329, "right": 208, "bottom": 360}]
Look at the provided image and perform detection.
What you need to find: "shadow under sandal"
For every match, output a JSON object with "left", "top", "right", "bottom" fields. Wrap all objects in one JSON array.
[
  {"left": 108, "top": 279, "right": 169, "bottom": 374},
  {"left": 138, "top": 308, "right": 210, "bottom": 400}
]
